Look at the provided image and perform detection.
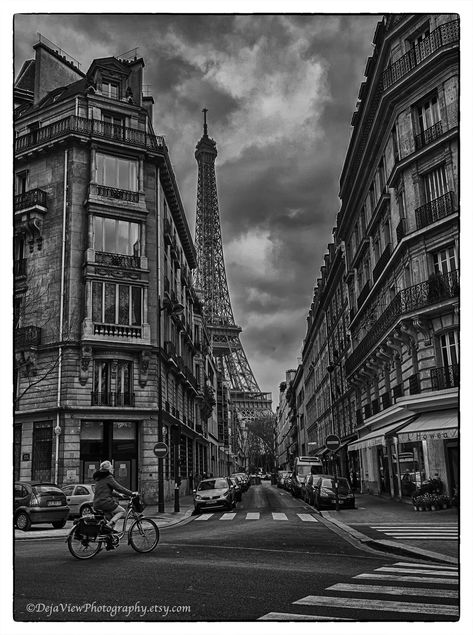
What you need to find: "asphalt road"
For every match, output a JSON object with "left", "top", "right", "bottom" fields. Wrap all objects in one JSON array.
[{"left": 14, "top": 482, "right": 459, "bottom": 622}]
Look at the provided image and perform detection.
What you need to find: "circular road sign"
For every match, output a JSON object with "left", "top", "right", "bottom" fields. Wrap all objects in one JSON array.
[
  {"left": 153, "top": 442, "right": 168, "bottom": 458},
  {"left": 325, "top": 434, "right": 341, "bottom": 451}
]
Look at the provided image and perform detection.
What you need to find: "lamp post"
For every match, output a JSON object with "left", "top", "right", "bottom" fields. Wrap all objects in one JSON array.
[{"left": 157, "top": 298, "right": 184, "bottom": 513}]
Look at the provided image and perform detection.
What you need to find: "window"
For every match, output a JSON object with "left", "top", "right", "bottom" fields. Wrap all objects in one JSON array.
[
  {"left": 440, "top": 331, "right": 459, "bottom": 368},
  {"left": 103, "top": 112, "right": 125, "bottom": 140},
  {"left": 96, "top": 153, "right": 138, "bottom": 191},
  {"left": 15, "top": 171, "right": 28, "bottom": 194},
  {"left": 433, "top": 245, "right": 457, "bottom": 275},
  {"left": 102, "top": 80, "right": 119, "bottom": 99},
  {"left": 92, "top": 360, "right": 134, "bottom": 404},
  {"left": 92, "top": 282, "right": 142, "bottom": 325},
  {"left": 418, "top": 95, "right": 441, "bottom": 133},
  {"left": 93, "top": 217, "right": 140, "bottom": 256},
  {"left": 423, "top": 165, "right": 448, "bottom": 202}
]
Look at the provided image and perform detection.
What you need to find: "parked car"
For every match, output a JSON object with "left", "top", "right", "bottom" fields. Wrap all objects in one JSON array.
[
  {"left": 61, "top": 483, "right": 95, "bottom": 517},
  {"left": 229, "top": 476, "right": 243, "bottom": 502},
  {"left": 277, "top": 471, "right": 291, "bottom": 488},
  {"left": 231, "top": 472, "right": 250, "bottom": 491},
  {"left": 313, "top": 476, "right": 356, "bottom": 509},
  {"left": 283, "top": 473, "right": 292, "bottom": 490},
  {"left": 14, "top": 482, "right": 69, "bottom": 531},
  {"left": 193, "top": 477, "right": 235, "bottom": 514}
]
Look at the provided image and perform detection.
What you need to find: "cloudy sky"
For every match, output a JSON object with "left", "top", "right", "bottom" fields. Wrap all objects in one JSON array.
[{"left": 14, "top": 12, "right": 380, "bottom": 401}]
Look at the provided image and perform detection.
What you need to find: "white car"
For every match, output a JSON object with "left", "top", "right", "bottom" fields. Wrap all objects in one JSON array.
[{"left": 61, "top": 483, "right": 95, "bottom": 517}]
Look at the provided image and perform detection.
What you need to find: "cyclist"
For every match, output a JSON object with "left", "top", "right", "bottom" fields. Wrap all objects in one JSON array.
[{"left": 93, "top": 460, "right": 138, "bottom": 532}]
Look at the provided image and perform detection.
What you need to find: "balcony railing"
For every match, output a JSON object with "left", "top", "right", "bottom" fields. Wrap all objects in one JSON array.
[
  {"left": 372, "top": 243, "right": 392, "bottom": 282},
  {"left": 95, "top": 185, "right": 139, "bottom": 203},
  {"left": 15, "top": 325, "right": 41, "bottom": 349},
  {"left": 382, "top": 20, "right": 459, "bottom": 90},
  {"left": 95, "top": 251, "right": 140, "bottom": 268},
  {"left": 15, "top": 115, "right": 165, "bottom": 155},
  {"left": 357, "top": 280, "right": 371, "bottom": 307},
  {"left": 415, "top": 191, "right": 455, "bottom": 231},
  {"left": 345, "top": 269, "right": 459, "bottom": 376},
  {"left": 430, "top": 364, "right": 459, "bottom": 390},
  {"left": 93, "top": 323, "right": 142, "bottom": 338},
  {"left": 14, "top": 258, "right": 27, "bottom": 277},
  {"left": 14, "top": 188, "right": 48, "bottom": 212},
  {"left": 414, "top": 121, "right": 444, "bottom": 150},
  {"left": 91, "top": 392, "right": 135, "bottom": 407}
]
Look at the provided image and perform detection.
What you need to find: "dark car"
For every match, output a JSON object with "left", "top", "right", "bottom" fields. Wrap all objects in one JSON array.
[
  {"left": 277, "top": 471, "right": 291, "bottom": 488},
  {"left": 231, "top": 472, "right": 250, "bottom": 491},
  {"left": 313, "top": 476, "right": 356, "bottom": 509},
  {"left": 14, "top": 482, "right": 70, "bottom": 531},
  {"left": 193, "top": 477, "right": 235, "bottom": 514}
]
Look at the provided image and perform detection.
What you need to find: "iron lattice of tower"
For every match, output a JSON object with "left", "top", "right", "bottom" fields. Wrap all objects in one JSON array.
[{"left": 194, "top": 109, "right": 273, "bottom": 425}]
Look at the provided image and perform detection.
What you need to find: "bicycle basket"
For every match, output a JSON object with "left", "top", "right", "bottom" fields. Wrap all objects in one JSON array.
[{"left": 132, "top": 496, "right": 145, "bottom": 513}]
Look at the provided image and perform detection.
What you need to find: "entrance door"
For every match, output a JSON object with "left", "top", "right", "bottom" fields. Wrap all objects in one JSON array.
[{"left": 32, "top": 421, "right": 53, "bottom": 482}]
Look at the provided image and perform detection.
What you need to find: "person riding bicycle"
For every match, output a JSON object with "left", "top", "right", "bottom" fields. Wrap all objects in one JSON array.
[{"left": 93, "top": 460, "right": 138, "bottom": 532}]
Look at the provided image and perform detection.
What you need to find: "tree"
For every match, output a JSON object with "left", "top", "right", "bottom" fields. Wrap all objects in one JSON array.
[{"left": 245, "top": 415, "right": 276, "bottom": 471}]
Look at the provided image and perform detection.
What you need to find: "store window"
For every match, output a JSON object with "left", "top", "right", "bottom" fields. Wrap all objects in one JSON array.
[
  {"left": 92, "top": 282, "right": 142, "bottom": 325},
  {"left": 96, "top": 153, "right": 138, "bottom": 191},
  {"left": 93, "top": 216, "right": 140, "bottom": 256}
]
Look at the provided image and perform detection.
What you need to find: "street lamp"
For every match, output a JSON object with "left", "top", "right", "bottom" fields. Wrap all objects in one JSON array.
[{"left": 157, "top": 298, "right": 185, "bottom": 513}]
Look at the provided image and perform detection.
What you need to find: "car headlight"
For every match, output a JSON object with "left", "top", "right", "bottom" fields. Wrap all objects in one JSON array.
[{"left": 195, "top": 494, "right": 202, "bottom": 500}]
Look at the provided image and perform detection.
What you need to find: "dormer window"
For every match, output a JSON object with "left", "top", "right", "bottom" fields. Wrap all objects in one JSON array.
[{"left": 102, "top": 80, "right": 119, "bottom": 100}]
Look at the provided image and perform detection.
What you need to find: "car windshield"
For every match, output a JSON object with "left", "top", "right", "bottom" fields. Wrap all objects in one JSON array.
[
  {"left": 33, "top": 485, "right": 63, "bottom": 494},
  {"left": 198, "top": 479, "right": 228, "bottom": 491},
  {"left": 321, "top": 478, "right": 351, "bottom": 493},
  {"left": 297, "top": 465, "right": 313, "bottom": 476}
]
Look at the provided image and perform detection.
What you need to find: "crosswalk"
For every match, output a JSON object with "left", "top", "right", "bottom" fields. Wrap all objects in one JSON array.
[
  {"left": 369, "top": 523, "right": 458, "bottom": 540},
  {"left": 193, "top": 511, "right": 318, "bottom": 523},
  {"left": 258, "top": 560, "right": 459, "bottom": 620}
]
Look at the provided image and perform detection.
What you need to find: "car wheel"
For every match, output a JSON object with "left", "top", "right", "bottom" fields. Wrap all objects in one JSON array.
[
  {"left": 80, "top": 504, "right": 94, "bottom": 516},
  {"left": 15, "top": 511, "right": 31, "bottom": 531},
  {"left": 52, "top": 520, "right": 67, "bottom": 529}
]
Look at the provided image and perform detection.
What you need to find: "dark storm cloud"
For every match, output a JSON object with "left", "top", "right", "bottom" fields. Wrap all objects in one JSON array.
[{"left": 13, "top": 13, "right": 380, "bottom": 396}]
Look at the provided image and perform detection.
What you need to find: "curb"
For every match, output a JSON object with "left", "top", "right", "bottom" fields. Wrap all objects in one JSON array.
[{"left": 318, "top": 511, "right": 458, "bottom": 565}]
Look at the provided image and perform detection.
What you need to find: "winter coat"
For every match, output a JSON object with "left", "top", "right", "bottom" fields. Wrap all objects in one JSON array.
[{"left": 92, "top": 470, "right": 133, "bottom": 512}]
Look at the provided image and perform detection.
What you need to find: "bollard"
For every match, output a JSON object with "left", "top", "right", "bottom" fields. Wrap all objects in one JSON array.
[{"left": 174, "top": 484, "right": 180, "bottom": 512}]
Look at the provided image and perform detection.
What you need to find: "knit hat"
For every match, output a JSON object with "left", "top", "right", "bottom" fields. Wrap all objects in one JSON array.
[{"left": 99, "top": 460, "right": 113, "bottom": 472}]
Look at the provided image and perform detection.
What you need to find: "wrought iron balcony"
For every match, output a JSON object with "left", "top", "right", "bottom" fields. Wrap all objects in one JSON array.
[
  {"left": 372, "top": 243, "right": 392, "bottom": 283},
  {"left": 357, "top": 280, "right": 371, "bottom": 307},
  {"left": 14, "top": 258, "right": 27, "bottom": 277},
  {"left": 15, "top": 325, "right": 41, "bottom": 349},
  {"left": 93, "top": 323, "right": 142, "bottom": 338},
  {"left": 91, "top": 391, "right": 135, "bottom": 406},
  {"left": 430, "top": 364, "right": 459, "bottom": 390},
  {"left": 414, "top": 121, "right": 444, "bottom": 150},
  {"left": 95, "top": 251, "right": 141, "bottom": 269},
  {"left": 15, "top": 115, "right": 165, "bottom": 155},
  {"left": 345, "top": 269, "right": 459, "bottom": 376},
  {"left": 415, "top": 191, "right": 455, "bottom": 231},
  {"left": 14, "top": 188, "right": 48, "bottom": 212},
  {"left": 95, "top": 185, "right": 139, "bottom": 203},
  {"left": 382, "top": 20, "right": 459, "bottom": 90}
]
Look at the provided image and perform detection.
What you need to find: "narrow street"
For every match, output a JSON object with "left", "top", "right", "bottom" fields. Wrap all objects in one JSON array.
[{"left": 14, "top": 483, "right": 459, "bottom": 621}]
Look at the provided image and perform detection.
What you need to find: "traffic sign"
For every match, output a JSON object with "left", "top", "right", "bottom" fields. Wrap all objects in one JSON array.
[
  {"left": 325, "top": 434, "right": 341, "bottom": 451},
  {"left": 153, "top": 442, "right": 168, "bottom": 458}
]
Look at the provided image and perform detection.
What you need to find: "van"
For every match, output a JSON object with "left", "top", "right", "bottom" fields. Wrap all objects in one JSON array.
[{"left": 290, "top": 456, "right": 324, "bottom": 498}]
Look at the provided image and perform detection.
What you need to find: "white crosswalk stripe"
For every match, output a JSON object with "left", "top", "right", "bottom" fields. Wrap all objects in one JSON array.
[
  {"left": 219, "top": 513, "right": 236, "bottom": 520},
  {"left": 296, "top": 514, "right": 318, "bottom": 522},
  {"left": 245, "top": 512, "right": 260, "bottom": 520},
  {"left": 370, "top": 524, "right": 458, "bottom": 540},
  {"left": 194, "top": 513, "right": 213, "bottom": 521},
  {"left": 272, "top": 513, "right": 288, "bottom": 520},
  {"left": 257, "top": 560, "right": 459, "bottom": 621}
]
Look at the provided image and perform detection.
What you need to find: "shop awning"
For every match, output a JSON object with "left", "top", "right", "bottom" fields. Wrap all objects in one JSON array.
[
  {"left": 347, "top": 417, "right": 416, "bottom": 452},
  {"left": 397, "top": 409, "right": 458, "bottom": 443}
]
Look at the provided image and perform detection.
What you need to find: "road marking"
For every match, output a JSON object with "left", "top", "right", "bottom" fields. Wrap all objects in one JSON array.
[
  {"left": 371, "top": 525, "right": 458, "bottom": 528},
  {"left": 326, "top": 583, "right": 458, "bottom": 598},
  {"left": 393, "top": 562, "right": 458, "bottom": 570},
  {"left": 355, "top": 573, "right": 458, "bottom": 584},
  {"left": 375, "top": 566, "right": 457, "bottom": 576},
  {"left": 381, "top": 535, "right": 457, "bottom": 540},
  {"left": 272, "top": 513, "right": 288, "bottom": 521},
  {"left": 258, "top": 612, "right": 352, "bottom": 621},
  {"left": 297, "top": 514, "right": 318, "bottom": 522},
  {"left": 195, "top": 514, "right": 213, "bottom": 521},
  {"left": 246, "top": 512, "right": 260, "bottom": 520},
  {"left": 220, "top": 513, "right": 236, "bottom": 521},
  {"left": 293, "top": 596, "right": 458, "bottom": 616}
]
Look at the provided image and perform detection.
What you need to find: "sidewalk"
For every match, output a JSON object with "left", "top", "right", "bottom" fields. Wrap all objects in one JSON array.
[
  {"left": 317, "top": 492, "right": 459, "bottom": 564},
  {"left": 14, "top": 495, "right": 195, "bottom": 541}
]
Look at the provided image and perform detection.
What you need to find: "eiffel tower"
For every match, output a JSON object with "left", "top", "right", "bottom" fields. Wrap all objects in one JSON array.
[{"left": 194, "top": 109, "right": 273, "bottom": 429}]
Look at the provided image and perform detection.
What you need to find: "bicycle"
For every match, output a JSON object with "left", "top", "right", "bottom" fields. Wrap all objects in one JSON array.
[{"left": 66, "top": 494, "right": 159, "bottom": 559}]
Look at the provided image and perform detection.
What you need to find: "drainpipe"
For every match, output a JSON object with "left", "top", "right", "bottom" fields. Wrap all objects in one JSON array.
[{"left": 55, "top": 149, "right": 68, "bottom": 484}]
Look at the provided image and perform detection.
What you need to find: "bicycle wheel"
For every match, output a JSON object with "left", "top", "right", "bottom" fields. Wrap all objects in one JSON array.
[
  {"left": 67, "top": 532, "right": 102, "bottom": 559},
  {"left": 128, "top": 518, "right": 159, "bottom": 553}
]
